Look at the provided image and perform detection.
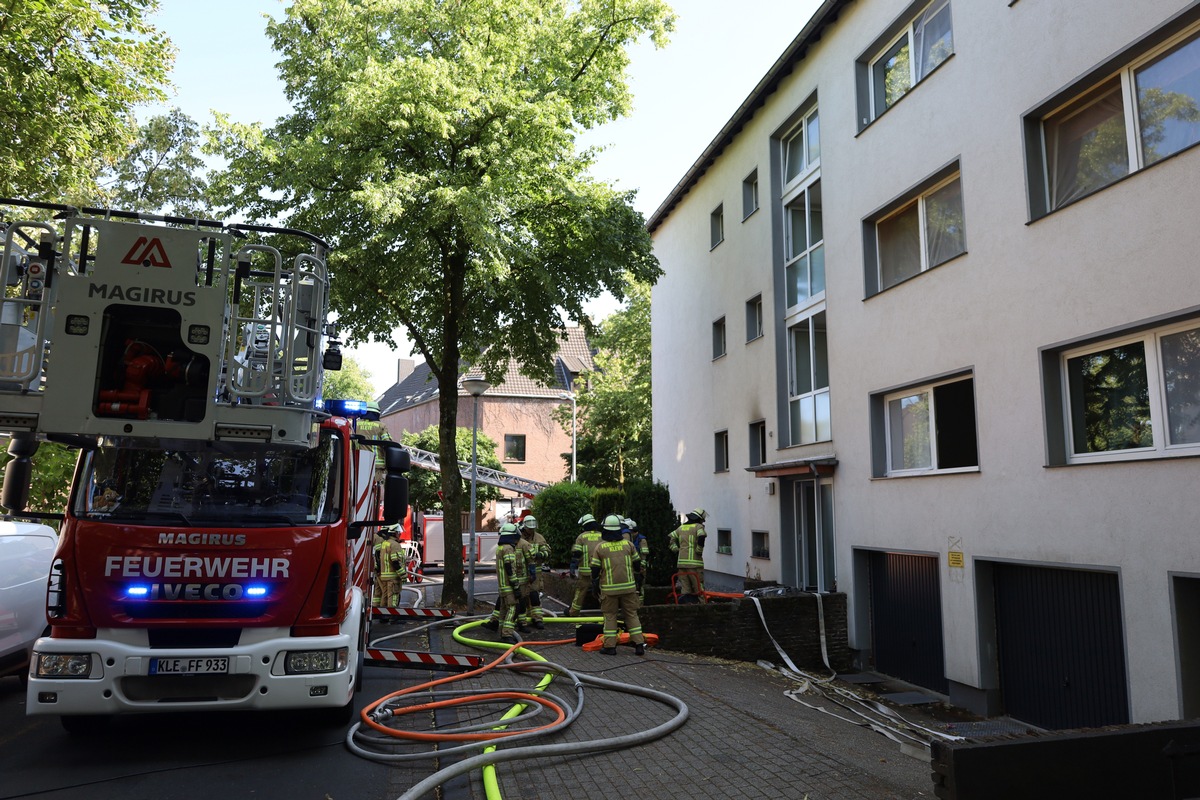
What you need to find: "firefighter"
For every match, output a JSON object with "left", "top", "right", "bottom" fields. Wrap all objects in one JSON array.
[
  {"left": 625, "top": 517, "right": 650, "bottom": 604},
  {"left": 567, "top": 513, "right": 604, "bottom": 616},
  {"left": 519, "top": 514, "right": 550, "bottom": 628},
  {"left": 668, "top": 508, "right": 707, "bottom": 603},
  {"left": 590, "top": 514, "right": 646, "bottom": 655},
  {"left": 490, "top": 522, "right": 524, "bottom": 644},
  {"left": 373, "top": 526, "right": 405, "bottom": 608}
]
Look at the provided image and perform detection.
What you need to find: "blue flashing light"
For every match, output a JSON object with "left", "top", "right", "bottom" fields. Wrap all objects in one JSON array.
[
  {"left": 126, "top": 585, "right": 150, "bottom": 598},
  {"left": 246, "top": 585, "right": 268, "bottom": 598},
  {"left": 325, "top": 398, "right": 369, "bottom": 419}
]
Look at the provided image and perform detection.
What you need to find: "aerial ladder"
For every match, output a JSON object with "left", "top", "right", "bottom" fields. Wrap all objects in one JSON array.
[{"left": 400, "top": 444, "right": 549, "bottom": 496}]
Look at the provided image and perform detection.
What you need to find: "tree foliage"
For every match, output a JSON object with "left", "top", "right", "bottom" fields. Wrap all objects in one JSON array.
[
  {"left": 0, "top": 0, "right": 173, "bottom": 201},
  {"left": 321, "top": 355, "right": 376, "bottom": 402},
  {"left": 207, "top": 0, "right": 672, "bottom": 604},
  {"left": 558, "top": 280, "right": 652, "bottom": 486},
  {"left": 100, "top": 109, "right": 210, "bottom": 217},
  {"left": 623, "top": 478, "right": 676, "bottom": 587},
  {"left": 400, "top": 425, "right": 502, "bottom": 513}
]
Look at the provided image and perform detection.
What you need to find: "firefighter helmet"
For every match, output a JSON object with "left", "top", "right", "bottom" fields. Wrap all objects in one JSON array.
[
  {"left": 521, "top": 515, "right": 538, "bottom": 530},
  {"left": 498, "top": 522, "right": 521, "bottom": 545},
  {"left": 578, "top": 513, "right": 595, "bottom": 526}
]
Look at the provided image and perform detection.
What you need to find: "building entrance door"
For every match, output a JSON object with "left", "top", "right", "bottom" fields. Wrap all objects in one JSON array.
[{"left": 792, "top": 479, "right": 835, "bottom": 592}]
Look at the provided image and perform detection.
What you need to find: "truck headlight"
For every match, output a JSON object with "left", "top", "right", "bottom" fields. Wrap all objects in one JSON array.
[
  {"left": 35, "top": 653, "right": 93, "bottom": 678},
  {"left": 284, "top": 648, "right": 347, "bottom": 674}
]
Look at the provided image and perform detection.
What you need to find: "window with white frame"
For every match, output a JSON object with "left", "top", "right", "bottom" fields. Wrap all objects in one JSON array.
[
  {"left": 788, "top": 311, "right": 830, "bottom": 446},
  {"left": 749, "top": 420, "right": 768, "bottom": 467},
  {"left": 742, "top": 170, "right": 759, "bottom": 219},
  {"left": 710, "top": 204, "right": 724, "bottom": 249},
  {"left": 1059, "top": 320, "right": 1200, "bottom": 462},
  {"left": 751, "top": 530, "right": 770, "bottom": 559},
  {"left": 712, "top": 316, "right": 727, "bottom": 359},
  {"left": 716, "top": 528, "right": 732, "bottom": 555},
  {"left": 865, "top": 0, "right": 954, "bottom": 122},
  {"left": 868, "top": 169, "right": 965, "bottom": 295},
  {"left": 782, "top": 107, "right": 820, "bottom": 188},
  {"left": 882, "top": 375, "right": 978, "bottom": 475},
  {"left": 746, "top": 294, "right": 763, "bottom": 342},
  {"left": 1029, "top": 23, "right": 1200, "bottom": 216},
  {"left": 785, "top": 180, "right": 824, "bottom": 310},
  {"left": 714, "top": 430, "right": 730, "bottom": 472}
]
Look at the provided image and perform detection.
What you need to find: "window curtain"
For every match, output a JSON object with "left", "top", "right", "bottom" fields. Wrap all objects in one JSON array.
[
  {"left": 925, "top": 178, "right": 966, "bottom": 267},
  {"left": 1048, "top": 82, "right": 1127, "bottom": 209},
  {"left": 878, "top": 204, "right": 921, "bottom": 289}
]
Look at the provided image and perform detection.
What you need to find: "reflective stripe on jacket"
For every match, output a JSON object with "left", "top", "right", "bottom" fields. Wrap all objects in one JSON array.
[
  {"left": 668, "top": 523, "right": 705, "bottom": 568},
  {"left": 590, "top": 539, "right": 641, "bottom": 594},
  {"left": 570, "top": 531, "right": 604, "bottom": 574}
]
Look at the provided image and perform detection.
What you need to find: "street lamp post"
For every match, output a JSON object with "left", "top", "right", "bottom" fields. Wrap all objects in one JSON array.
[
  {"left": 462, "top": 376, "right": 490, "bottom": 615},
  {"left": 559, "top": 391, "right": 577, "bottom": 482}
]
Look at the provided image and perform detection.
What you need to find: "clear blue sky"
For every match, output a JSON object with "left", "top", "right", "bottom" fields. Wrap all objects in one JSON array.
[{"left": 147, "top": 0, "right": 822, "bottom": 394}]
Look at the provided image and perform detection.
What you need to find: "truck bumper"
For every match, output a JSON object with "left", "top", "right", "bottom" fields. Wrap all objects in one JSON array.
[{"left": 26, "top": 626, "right": 357, "bottom": 717}]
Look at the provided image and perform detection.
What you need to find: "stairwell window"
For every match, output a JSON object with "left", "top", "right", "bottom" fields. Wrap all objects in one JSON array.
[
  {"left": 1028, "top": 22, "right": 1200, "bottom": 216},
  {"left": 785, "top": 180, "right": 824, "bottom": 310},
  {"left": 866, "top": 167, "right": 966, "bottom": 295},
  {"left": 788, "top": 312, "right": 830, "bottom": 446},
  {"left": 861, "top": 0, "right": 954, "bottom": 124},
  {"left": 783, "top": 107, "right": 820, "bottom": 188}
]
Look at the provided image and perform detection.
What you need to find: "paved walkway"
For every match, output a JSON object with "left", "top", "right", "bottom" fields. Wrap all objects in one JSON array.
[{"left": 360, "top": 610, "right": 935, "bottom": 800}]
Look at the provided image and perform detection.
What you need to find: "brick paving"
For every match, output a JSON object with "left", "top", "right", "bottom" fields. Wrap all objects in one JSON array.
[{"left": 362, "top": 615, "right": 934, "bottom": 800}]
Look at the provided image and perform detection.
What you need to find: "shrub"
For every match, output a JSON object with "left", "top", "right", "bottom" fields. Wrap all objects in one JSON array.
[
  {"left": 624, "top": 479, "right": 678, "bottom": 587},
  {"left": 531, "top": 481, "right": 595, "bottom": 568},
  {"left": 591, "top": 487, "right": 625, "bottom": 523}
]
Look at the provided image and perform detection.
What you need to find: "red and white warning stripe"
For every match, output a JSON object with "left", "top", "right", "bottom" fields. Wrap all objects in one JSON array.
[
  {"left": 364, "top": 649, "right": 483, "bottom": 669},
  {"left": 372, "top": 607, "right": 456, "bottom": 619}
]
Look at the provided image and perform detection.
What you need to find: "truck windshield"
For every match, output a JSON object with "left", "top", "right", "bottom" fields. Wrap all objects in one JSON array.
[{"left": 73, "top": 431, "right": 342, "bottom": 527}]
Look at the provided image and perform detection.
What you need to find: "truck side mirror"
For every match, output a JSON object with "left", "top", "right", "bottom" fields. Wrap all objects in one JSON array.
[
  {"left": 1, "top": 435, "right": 39, "bottom": 513},
  {"left": 381, "top": 474, "right": 408, "bottom": 525},
  {"left": 384, "top": 446, "right": 410, "bottom": 472}
]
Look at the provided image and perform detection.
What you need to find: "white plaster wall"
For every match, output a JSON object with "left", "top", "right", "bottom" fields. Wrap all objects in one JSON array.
[{"left": 652, "top": 0, "right": 1199, "bottom": 722}]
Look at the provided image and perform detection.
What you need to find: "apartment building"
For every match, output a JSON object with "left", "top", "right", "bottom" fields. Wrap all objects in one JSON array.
[{"left": 649, "top": 0, "right": 1200, "bottom": 729}]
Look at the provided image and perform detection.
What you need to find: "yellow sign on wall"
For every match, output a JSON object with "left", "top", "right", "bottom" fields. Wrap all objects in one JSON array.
[{"left": 948, "top": 551, "right": 965, "bottom": 568}]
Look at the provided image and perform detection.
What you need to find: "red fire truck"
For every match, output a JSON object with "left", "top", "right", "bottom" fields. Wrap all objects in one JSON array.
[{"left": 0, "top": 200, "right": 407, "bottom": 732}]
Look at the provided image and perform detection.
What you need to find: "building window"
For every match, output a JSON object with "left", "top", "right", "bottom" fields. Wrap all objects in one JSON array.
[
  {"left": 881, "top": 375, "right": 978, "bottom": 475},
  {"left": 742, "top": 170, "right": 759, "bottom": 219},
  {"left": 751, "top": 530, "right": 770, "bottom": 559},
  {"left": 1028, "top": 23, "right": 1200, "bottom": 216},
  {"left": 788, "top": 312, "right": 830, "bottom": 446},
  {"left": 716, "top": 528, "right": 732, "bottom": 555},
  {"left": 862, "top": 0, "right": 954, "bottom": 123},
  {"left": 782, "top": 107, "right": 820, "bottom": 189},
  {"left": 746, "top": 295, "right": 763, "bottom": 342},
  {"left": 504, "top": 434, "right": 526, "bottom": 462},
  {"left": 866, "top": 167, "right": 965, "bottom": 296},
  {"left": 712, "top": 316, "right": 727, "bottom": 359},
  {"left": 749, "top": 420, "right": 767, "bottom": 467},
  {"left": 710, "top": 204, "right": 724, "bottom": 249},
  {"left": 714, "top": 430, "right": 729, "bottom": 473},
  {"left": 784, "top": 180, "right": 824, "bottom": 310},
  {"left": 1054, "top": 319, "right": 1200, "bottom": 463}
]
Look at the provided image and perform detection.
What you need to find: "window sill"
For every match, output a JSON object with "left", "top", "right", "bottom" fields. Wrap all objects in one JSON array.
[
  {"left": 710, "top": 239, "right": 724, "bottom": 252},
  {"left": 866, "top": 250, "right": 968, "bottom": 300},
  {"left": 745, "top": 333, "right": 764, "bottom": 345},
  {"left": 874, "top": 466, "right": 980, "bottom": 480},
  {"left": 716, "top": 548, "right": 732, "bottom": 555},
  {"left": 750, "top": 553, "right": 771, "bottom": 560},
  {"left": 855, "top": 53, "right": 955, "bottom": 135},
  {"left": 742, "top": 207, "right": 759, "bottom": 222}
]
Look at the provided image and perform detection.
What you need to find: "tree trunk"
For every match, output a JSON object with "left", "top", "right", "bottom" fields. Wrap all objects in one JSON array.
[{"left": 437, "top": 375, "right": 466, "bottom": 606}]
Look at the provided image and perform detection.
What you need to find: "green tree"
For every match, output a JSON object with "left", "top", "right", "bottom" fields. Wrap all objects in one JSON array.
[
  {"left": 100, "top": 109, "right": 210, "bottom": 217},
  {"left": 0, "top": 441, "right": 79, "bottom": 521},
  {"left": 558, "top": 281, "right": 652, "bottom": 486},
  {"left": 208, "top": 0, "right": 672, "bottom": 605},
  {"left": 321, "top": 355, "right": 375, "bottom": 402},
  {"left": 0, "top": 0, "right": 173, "bottom": 201},
  {"left": 400, "top": 425, "right": 502, "bottom": 514}
]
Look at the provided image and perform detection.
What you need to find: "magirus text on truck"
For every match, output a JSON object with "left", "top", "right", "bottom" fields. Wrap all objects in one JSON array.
[{"left": 0, "top": 199, "right": 409, "bottom": 733}]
